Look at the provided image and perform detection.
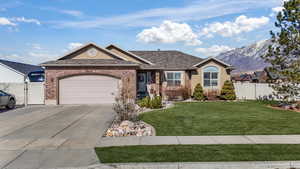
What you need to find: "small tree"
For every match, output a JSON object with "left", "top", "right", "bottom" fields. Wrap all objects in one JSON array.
[
  {"left": 220, "top": 80, "right": 236, "bottom": 100},
  {"left": 113, "top": 77, "right": 137, "bottom": 122},
  {"left": 193, "top": 83, "right": 205, "bottom": 100},
  {"left": 262, "top": 0, "right": 300, "bottom": 102}
]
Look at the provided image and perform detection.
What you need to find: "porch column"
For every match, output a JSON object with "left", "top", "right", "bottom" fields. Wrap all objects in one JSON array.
[{"left": 155, "top": 71, "right": 160, "bottom": 96}]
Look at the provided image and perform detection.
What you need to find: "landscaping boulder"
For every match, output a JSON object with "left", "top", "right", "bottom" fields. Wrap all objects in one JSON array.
[{"left": 105, "top": 120, "right": 155, "bottom": 137}]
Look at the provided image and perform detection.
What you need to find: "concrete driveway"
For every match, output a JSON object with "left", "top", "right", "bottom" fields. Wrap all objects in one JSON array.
[{"left": 0, "top": 105, "right": 115, "bottom": 169}]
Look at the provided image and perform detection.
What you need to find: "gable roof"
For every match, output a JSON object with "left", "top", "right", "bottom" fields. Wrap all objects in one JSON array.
[
  {"left": 106, "top": 44, "right": 154, "bottom": 65},
  {"left": 0, "top": 59, "right": 44, "bottom": 75},
  {"left": 58, "top": 43, "right": 128, "bottom": 61},
  {"left": 129, "top": 50, "right": 203, "bottom": 70},
  {"left": 193, "top": 56, "right": 233, "bottom": 68}
]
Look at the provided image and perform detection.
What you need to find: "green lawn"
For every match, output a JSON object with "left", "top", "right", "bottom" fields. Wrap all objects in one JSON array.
[
  {"left": 95, "top": 144, "right": 300, "bottom": 163},
  {"left": 139, "top": 101, "right": 300, "bottom": 135}
]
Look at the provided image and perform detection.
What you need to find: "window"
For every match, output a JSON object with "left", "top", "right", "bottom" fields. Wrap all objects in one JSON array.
[
  {"left": 166, "top": 72, "right": 182, "bottom": 86},
  {"left": 203, "top": 66, "right": 218, "bottom": 87}
]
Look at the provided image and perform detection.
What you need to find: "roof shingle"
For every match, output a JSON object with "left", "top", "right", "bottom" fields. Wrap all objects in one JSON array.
[
  {"left": 41, "top": 59, "right": 139, "bottom": 66},
  {"left": 129, "top": 50, "right": 203, "bottom": 70},
  {"left": 0, "top": 59, "right": 44, "bottom": 75}
]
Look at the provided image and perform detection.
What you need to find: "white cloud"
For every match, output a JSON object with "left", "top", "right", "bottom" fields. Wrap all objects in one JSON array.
[
  {"left": 28, "top": 52, "right": 55, "bottom": 59},
  {"left": 270, "top": 0, "right": 288, "bottom": 16},
  {"left": 195, "top": 45, "right": 234, "bottom": 56},
  {"left": 27, "top": 43, "right": 42, "bottom": 50},
  {"left": 55, "top": 0, "right": 278, "bottom": 29},
  {"left": 0, "top": 17, "right": 41, "bottom": 27},
  {"left": 200, "top": 15, "right": 269, "bottom": 38},
  {"left": 68, "top": 42, "right": 83, "bottom": 50},
  {"left": 0, "top": 51, "right": 57, "bottom": 64},
  {"left": 0, "top": 54, "right": 22, "bottom": 61},
  {"left": 270, "top": 6, "right": 284, "bottom": 16},
  {"left": 10, "top": 17, "right": 41, "bottom": 25},
  {"left": 137, "top": 20, "right": 202, "bottom": 46},
  {"left": 272, "top": 6, "right": 284, "bottom": 13},
  {"left": 42, "top": 7, "right": 84, "bottom": 17},
  {"left": 0, "top": 17, "right": 16, "bottom": 26},
  {"left": 60, "top": 10, "right": 83, "bottom": 17}
]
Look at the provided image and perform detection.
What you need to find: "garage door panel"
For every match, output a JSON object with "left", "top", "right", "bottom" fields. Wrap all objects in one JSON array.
[{"left": 59, "top": 75, "right": 119, "bottom": 104}]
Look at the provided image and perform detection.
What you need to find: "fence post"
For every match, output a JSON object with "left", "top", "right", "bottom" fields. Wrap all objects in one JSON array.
[
  {"left": 254, "top": 83, "right": 257, "bottom": 99},
  {"left": 24, "top": 82, "right": 28, "bottom": 107}
]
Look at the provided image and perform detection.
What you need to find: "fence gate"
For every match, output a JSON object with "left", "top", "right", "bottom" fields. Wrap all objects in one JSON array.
[{"left": 27, "top": 82, "right": 44, "bottom": 105}]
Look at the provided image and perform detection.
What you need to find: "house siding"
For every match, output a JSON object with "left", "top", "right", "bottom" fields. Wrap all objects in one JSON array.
[
  {"left": 0, "top": 64, "right": 25, "bottom": 83},
  {"left": 191, "top": 60, "right": 230, "bottom": 95},
  {"left": 44, "top": 66, "right": 136, "bottom": 105},
  {"left": 71, "top": 46, "right": 116, "bottom": 60},
  {"left": 108, "top": 48, "right": 144, "bottom": 64}
]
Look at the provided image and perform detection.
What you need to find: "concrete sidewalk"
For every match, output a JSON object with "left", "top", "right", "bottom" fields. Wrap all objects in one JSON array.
[
  {"left": 57, "top": 161, "right": 300, "bottom": 169},
  {"left": 98, "top": 135, "right": 300, "bottom": 147}
]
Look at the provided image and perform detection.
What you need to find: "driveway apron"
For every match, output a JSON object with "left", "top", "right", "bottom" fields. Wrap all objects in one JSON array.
[{"left": 0, "top": 104, "right": 114, "bottom": 169}]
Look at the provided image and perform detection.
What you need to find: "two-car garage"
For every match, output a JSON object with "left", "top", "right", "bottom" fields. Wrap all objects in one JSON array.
[
  {"left": 42, "top": 43, "right": 138, "bottom": 105},
  {"left": 58, "top": 75, "right": 120, "bottom": 104}
]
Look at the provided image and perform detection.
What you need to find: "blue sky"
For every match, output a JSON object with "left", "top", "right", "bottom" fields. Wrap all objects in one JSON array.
[{"left": 0, "top": 0, "right": 283, "bottom": 64}]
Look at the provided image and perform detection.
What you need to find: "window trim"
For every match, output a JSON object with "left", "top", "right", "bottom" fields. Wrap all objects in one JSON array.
[
  {"left": 165, "top": 71, "right": 184, "bottom": 86},
  {"left": 202, "top": 66, "right": 219, "bottom": 88}
]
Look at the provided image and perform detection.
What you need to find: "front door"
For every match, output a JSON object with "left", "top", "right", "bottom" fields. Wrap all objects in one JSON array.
[{"left": 137, "top": 73, "right": 147, "bottom": 92}]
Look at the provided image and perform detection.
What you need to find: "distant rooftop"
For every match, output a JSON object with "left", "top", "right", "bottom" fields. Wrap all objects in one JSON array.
[{"left": 0, "top": 59, "right": 44, "bottom": 75}]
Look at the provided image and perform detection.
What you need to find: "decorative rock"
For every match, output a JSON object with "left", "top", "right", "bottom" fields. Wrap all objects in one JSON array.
[
  {"left": 120, "top": 120, "right": 134, "bottom": 128},
  {"left": 104, "top": 120, "right": 154, "bottom": 137}
]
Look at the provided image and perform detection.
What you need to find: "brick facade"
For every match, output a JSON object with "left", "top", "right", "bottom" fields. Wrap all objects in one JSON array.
[{"left": 45, "top": 66, "right": 136, "bottom": 105}]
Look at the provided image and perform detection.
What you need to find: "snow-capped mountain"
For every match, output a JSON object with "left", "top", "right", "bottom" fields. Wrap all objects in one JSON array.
[{"left": 216, "top": 40, "right": 271, "bottom": 73}]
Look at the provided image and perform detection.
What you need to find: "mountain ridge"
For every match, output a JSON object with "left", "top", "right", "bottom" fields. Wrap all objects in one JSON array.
[{"left": 216, "top": 39, "right": 271, "bottom": 73}]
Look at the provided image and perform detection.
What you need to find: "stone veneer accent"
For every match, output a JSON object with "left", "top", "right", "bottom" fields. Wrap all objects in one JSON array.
[{"left": 45, "top": 66, "right": 137, "bottom": 105}]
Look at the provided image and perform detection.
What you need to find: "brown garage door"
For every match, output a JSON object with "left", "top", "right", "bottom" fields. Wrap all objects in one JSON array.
[{"left": 59, "top": 75, "right": 119, "bottom": 104}]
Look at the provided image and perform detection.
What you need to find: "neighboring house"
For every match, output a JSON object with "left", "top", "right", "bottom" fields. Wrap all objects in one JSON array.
[
  {"left": 232, "top": 74, "right": 252, "bottom": 83},
  {"left": 252, "top": 71, "right": 268, "bottom": 83},
  {"left": 0, "top": 59, "right": 44, "bottom": 83},
  {"left": 232, "top": 71, "right": 270, "bottom": 83},
  {"left": 41, "top": 43, "right": 233, "bottom": 105}
]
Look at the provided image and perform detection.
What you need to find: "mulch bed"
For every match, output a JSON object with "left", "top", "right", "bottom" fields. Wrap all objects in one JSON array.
[{"left": 267, "top": 105, "right": 300, "bottom": 113}]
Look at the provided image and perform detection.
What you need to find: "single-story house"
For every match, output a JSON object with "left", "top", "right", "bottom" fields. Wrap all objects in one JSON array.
[
  {"left": 41, "top": 43, "right": 233, "bottom": 105},
  {"left": 232, "top": 74, "right": 253, "bottom": 83},
  {"left": 0, "top": 59, "right": 44, "bottom": 83}
]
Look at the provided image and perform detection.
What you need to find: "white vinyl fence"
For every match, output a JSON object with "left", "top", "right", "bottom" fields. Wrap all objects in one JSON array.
[
  {"left": 0, "top": 82, "right": 44, "bottom": 105},
  {"left": 234, "top": 83, "right": 275, "bottom": 100}
]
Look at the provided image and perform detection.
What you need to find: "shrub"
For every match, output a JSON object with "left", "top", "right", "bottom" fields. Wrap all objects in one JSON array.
[
  {"left": 181, "top": 87, "right": 190, "bottom": 100},
  {"left": 150, "top": 95, "right": 162, "bottom": 109},
  {"left": 137, "top": 96, "right": 151, "bottom": 108},
  {"left": 220, "top": 80, "right": 236, "bottom": 100},
  {"left": 164, "top": 86, "right": 190, "bottom": 101},
  {"left": 206, "top": 89, "right": 219, "bottom": 100},
  {"left": 193, "top": 83, "right": 205, "bottom": 101},
  {"left": 296, "top": 103, "right": 300, "bottom": 110},
  {"left": 137, "top": 95, "right": 162, "bottom": 109}
]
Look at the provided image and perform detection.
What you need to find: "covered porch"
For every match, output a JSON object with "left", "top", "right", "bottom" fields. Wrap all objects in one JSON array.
[
  {"left": 136, "top": 70, "right": 192, "bottom": 100},
  {"left": 136, "top": 70, "right": 161, "bottom": 99}
]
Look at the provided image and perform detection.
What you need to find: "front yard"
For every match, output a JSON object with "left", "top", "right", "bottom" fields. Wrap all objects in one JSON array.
[
  {"left": 95, "top": 144, "right": 300, "bottom": 163},
  {"left": 139, "top": 101, "right": 300, "bottom": 135},
  {"left": 96, "top": 101, "right": 300, "bottom": 163}
]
